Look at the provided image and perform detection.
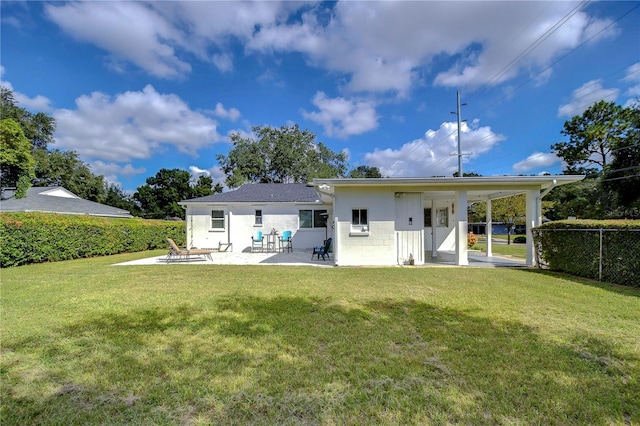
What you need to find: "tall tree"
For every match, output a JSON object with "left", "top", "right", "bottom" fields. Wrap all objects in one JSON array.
[
  {"left": 32, "top": 149, "right": 106, "bottom": 202},
  {"left": 604, "top": 101, "right": 640, "bottom": 210},
  {"left": 349, "top": 165, "right": 383, "bottom": 178},
  {"left": 1, "top": 86, "right": 55, "bottom": 151},
  {"left": 134, "top": 168, "right": 194, "bottom": 219},
  {"left": 217, "top": 124, "right": 348, "bottom": 188},
  {"left": 190, "top": 175, "right": 223, "bottom": 198},
  {"left": 103, "top": 184, "right": 142, "bottom": 216},
  {"left": 0, "top": 118, "right": 36, "bottom": 197},
  {"left": 552, "top": 100, "right": 629, "bottom": 177}
]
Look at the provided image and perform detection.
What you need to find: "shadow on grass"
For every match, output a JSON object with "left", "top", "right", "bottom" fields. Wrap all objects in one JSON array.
[
  {"left": 2, "top": 297, "right": 638, "bottom": 425},
  {"left": 521, "top": 268, "right": 640, "bottom": 298}
]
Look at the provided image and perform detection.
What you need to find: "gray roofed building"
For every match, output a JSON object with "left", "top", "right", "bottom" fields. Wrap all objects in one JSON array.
[
  {"left": 0, "top": 186, "right": 133, "bottom": 218},
  {"left": 181, "top": 183, "right": 320, "bottom": 204}
]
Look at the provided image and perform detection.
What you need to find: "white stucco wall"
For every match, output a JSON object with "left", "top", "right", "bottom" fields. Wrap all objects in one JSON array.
[
  {"left": 184, "top": 203, "right": 331, "bottom": 252},
  {"left": 333, "top": 187, "right": 412, "bottom": 266}
]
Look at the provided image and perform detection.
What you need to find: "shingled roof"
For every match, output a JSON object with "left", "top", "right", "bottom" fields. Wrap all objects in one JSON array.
[
  {"left": 0, "top": 187, "right": 132, "bottom": 218},
  {"left": 181, "top": 183, "right": 320, "bottom": 204}
]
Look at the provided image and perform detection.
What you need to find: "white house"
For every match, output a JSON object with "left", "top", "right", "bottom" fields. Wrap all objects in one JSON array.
[
  {"left": 180, "top": 175, "right": 584, "bottom": 266},
  {"left": 179, "top": 183, "right": 330, "bottom": 253}
]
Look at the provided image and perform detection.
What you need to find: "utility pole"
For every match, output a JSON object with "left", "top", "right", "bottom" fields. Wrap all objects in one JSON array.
[{"left": 451, "top": 91, "right": 467, "bottom": 177}]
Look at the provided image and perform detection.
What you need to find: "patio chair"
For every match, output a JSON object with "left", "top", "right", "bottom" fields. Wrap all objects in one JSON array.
[
  {"left": 166, "top": 238, "right": 213, "bottom": 262},
  {"left": 311, "top": 237, "right": 332, "bottom": 260},
  {"left": 251, "top": 230, "right": 264, "bottom": 252},
  {"left": 279, "top": 230, "right": 293, "bottom": 253}
]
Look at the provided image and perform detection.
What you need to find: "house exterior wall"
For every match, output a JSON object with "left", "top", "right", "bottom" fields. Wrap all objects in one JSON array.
[
  {"left": 331, "top": 187, "right": 460, "bottom": 266},
  {"left": 185, "top": 202, "right": 330, "bottom": 252}
]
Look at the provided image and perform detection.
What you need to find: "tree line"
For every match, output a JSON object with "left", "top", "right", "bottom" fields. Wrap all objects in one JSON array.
[{"left": 2, "top": 85, "right": 637, "bottom": 220}]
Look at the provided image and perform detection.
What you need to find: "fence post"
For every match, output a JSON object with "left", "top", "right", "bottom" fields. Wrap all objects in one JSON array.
[{"left": 598, "top": 228, "right": 603, "bottom": 282}]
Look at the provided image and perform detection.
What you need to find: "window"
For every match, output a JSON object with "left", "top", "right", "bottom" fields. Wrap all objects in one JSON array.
[
  {"left": 424, "top": 208, "right": 432, "bottom": 227},
  {"left": 352, "top": 209, "right": 368, "bottom": 226},
  {"left": 314, "top": 210, "right": 328, "bottom": 228},
  {"left": 436, "top": 208, "right": 448, "bottom": 227},
  {"left": 299, "top": 209, "right": 327, "bottom": 228},
  {"left": 211, "top": 210, "right": 225, "bottom": 229},
  {"left": 255, "top": 209, "right": 262, "bottom": 225}
]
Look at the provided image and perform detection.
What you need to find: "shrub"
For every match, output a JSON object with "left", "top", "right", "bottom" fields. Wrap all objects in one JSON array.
[
  {"left": 532, "top": 220, "right": 640, "bottom": 287},
  {"left": 0, "top": 212, "right": 185, "bottom": 267},
  {"left": 467, "top": 232, "right": 478, "bottom": 248},
  {"left": 513, "top": 235, "right": 526, "bottom": 244}
]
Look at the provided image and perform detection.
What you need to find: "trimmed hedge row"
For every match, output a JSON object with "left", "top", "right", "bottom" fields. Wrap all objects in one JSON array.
[
  {"left": 532, "top": 220, "right": 640, "bottom": 287},
  {"left": 0, "top": 212, "right": 186, "bottom": 267}
]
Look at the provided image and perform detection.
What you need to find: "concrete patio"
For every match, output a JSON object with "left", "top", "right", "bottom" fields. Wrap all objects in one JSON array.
[{"left": 114, "top": 249, "right": 525, "bottom": 268}]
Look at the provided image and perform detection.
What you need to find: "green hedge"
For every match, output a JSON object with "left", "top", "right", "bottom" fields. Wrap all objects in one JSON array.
[
  {"left": 532, "top": 220, "right": 640, "bottom": 287},
  {"left": 0, "top": 212, "right": 186, "bottom": 267}
]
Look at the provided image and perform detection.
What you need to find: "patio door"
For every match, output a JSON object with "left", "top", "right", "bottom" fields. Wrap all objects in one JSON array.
[{"left": 395, "top": 193, "right": 424, "bottom": 265}]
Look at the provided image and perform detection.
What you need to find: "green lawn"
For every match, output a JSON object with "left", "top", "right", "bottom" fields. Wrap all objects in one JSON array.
[
  {"left": 2, "top": 251, "right": 639, "bottom": 425},
  {"left": 472, "top": 241, "right": 527, "bottom": 258}
]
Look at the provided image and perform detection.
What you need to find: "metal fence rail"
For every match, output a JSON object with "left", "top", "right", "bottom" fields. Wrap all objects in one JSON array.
[{"left": 532, "top": 228, "right": 640, "bottom": 287}]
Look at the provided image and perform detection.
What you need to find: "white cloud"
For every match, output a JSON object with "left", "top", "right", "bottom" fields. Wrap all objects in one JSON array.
[
  {"left": 512, "top": 152, "right": 560, "bottom": 173},
  {"left": 557, "top": 79, "right": 619, "bottom": 117},
  {"left": 54, "top": 85, "right": 224, "bottom": 162},
  {"left": 211, "top": 103, "right": 241, "bottom": 122},
  {"left": 44, "top": 2, "right": 620, "bottom": 95},
  {"left": 364, "top": 120, "right": 505, "bottom": 177},
  {"left": 45, "top": 2, "right": 191, "bottom": 78},
  {"left": 301, "top": 92, "right": 378, "bottom": 138},
  {"left": 623, "top": 62, "right": 640, "bottom": 97},
  {"left": 90, "top": 161, "right": 146, "bottom": 187}
]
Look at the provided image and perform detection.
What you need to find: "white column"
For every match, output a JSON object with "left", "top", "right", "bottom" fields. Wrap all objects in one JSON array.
[
  {"left": 486, "top": 198, "right": 492, "bottom": 257},
  {"left": 525, "top": 189, "right": 540, "bottom": 266},
  {"left": 431, "top": 200, "right": 438, "bottom": 258},
  {"left": 455, "top": 190, "right": 469, "bottom": 266}
]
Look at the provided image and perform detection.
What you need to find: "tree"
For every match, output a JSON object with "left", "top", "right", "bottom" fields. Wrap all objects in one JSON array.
[
  {"left": 349, "top": 165, "right": 383, "bottom": 178},
  {"left": 1, "top": 86, "right": 55, "bottom": 151},
  {"left": 135, "top": 168, "right": 208, "bottom": 219},
  {"left": 103, "top": 184, "right": 142, "bottom": 217},
  {"left": 552, "top": 101, "right": 629, "bottom": 177},
  {"left": 191, "top": 175, "right": 223, "bottom": 198},
  {"left": 603, "top": 101, "right": 640, "bottom": 210},
  {"left": 217, "top": 124, "right": 348, "bottom": 188},
  {"left": 0, "top": 118, "right": 36, "bottom": 197},
  {"left": 32, "top": 149, "right": 106, "bottom": 202},
  {"left": 469, "top": 194, "right": 552, "bottom": 244}
]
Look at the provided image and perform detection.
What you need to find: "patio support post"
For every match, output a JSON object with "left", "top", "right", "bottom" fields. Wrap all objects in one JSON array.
[
  {"left": 525, "top": 189, "right": 539, "bottom": 266},
  {"left": 455, "top": 190, "right": 469, "bottom": 266},
  {"left": 486, "top": 198, "right": 492, "bottom": 257},
  {"left": 431, "top": 199, "right": 438, "bottom": 258}
]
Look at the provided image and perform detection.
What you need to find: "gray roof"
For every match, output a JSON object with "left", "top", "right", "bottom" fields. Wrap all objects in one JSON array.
[
  {"left": 0, "top": 187, "right": 133, "bottom": 218},
  {"left": 181, "top": 183, "right": 320, "bottom": 204}
]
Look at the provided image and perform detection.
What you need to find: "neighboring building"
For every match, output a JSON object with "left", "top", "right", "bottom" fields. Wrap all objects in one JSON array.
[
  {"left": 180, "top": 175, "right": 584, "bottom": 267},
  {"left": 0, "top": 186, "right": 132, "bottom": 218}
]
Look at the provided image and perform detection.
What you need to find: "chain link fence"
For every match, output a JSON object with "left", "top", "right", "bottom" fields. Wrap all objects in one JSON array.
[{"left": 532, "top": 228, "right": 640, "bottom": 287}]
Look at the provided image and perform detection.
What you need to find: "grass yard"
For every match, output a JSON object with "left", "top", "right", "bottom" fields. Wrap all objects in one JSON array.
[
  {"left": 2, "top": 250, "right": 639, "bottom": 425},
  {"left": 472, "top": 241, "right": 527, "bottom": 258}
]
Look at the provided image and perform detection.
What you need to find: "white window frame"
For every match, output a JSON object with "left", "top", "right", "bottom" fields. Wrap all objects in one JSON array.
[
  {"left": 210, "top": 209, "right": 225, "bottom": 231},
  {"left": 351, "top": 208, "right": 369, "bottom": 234},
  {"left": 255, "top": 209, "right": 263, "bottom": 226},
  {"left": 436, "top": 208, "right": 448, "bottom": 227}
]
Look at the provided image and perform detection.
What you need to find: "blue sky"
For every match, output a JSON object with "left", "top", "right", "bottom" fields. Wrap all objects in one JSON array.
[{"left": 2, "top": 1, "right": 639, "bottom": 192}]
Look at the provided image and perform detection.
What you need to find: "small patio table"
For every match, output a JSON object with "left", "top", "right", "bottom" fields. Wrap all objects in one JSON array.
[{"left": 265, "top": 233, "right": 278, "bottom": 252}]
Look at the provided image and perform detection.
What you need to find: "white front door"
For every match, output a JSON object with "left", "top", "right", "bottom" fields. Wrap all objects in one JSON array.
[{"left": 395, "top": 193, "right": 424, "bottom": 265}]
